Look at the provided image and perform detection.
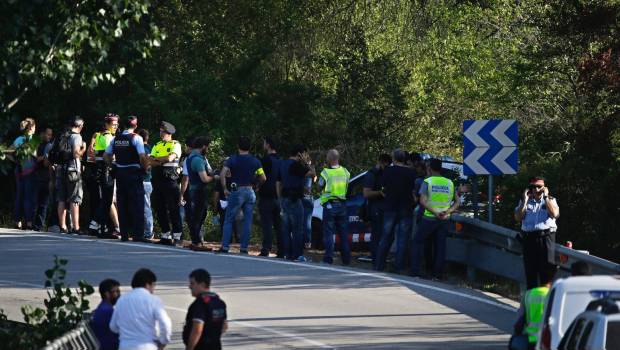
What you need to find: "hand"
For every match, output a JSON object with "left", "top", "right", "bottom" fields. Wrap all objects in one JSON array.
[
  {"left": 213, "top": 174, "right": 220, "bottom": 181},
  {"left": 224, "top": 190, "right": 231, "bottom": 197},
  {"left": 523, "top": 188, "right": 530, "bottom": 203},
  {"left": 543, "top": 186, "right": 549, "bottom": 197},
  {"left": 179, "top": 199, "right": 186, "bottom": 206}
]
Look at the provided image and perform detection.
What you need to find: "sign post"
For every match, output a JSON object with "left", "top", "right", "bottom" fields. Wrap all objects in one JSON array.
[{"left": 463, "top": 120, "right": 518, "bottom": 223}]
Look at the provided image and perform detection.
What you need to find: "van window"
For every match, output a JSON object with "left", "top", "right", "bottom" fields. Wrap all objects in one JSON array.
[
  {"left": 577, "top": 321, "right": 593, "bottom": 349},
  {"left": 566, "top": 318, "right": 586, "bottom": 350},
  {"left": 607, "top": 321, "right": 620, "bottom": 350},
  {"left": 562, "top": 292, "right": 592, "bottom": 332}
]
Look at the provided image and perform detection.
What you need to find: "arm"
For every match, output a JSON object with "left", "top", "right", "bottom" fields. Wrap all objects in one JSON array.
[
  {"left": 276, "top": 181, "right": 282, "bottom": 199},
  {"left": 74, "top": 141, "right": 86, "bottom": 158},
  {"left": 139, "top": 154, "right": 149, "bottom": 171},
  {"left": 181, "top": 176, "right": 189, "bottom": 196},
  {"left": 543, "top": 187, "right": 560, "bottom": 218},
  {"left": 515, "top": 189, "right": 529, "bottom": 221},
  {"left": 363, "top": 187, "right": 383, "bottom": 200},
  {"left": 440, "top": 190, "right": 460, "bottom": 219},
  {"left": 109, "top": 306, "right": 119, "bottom": 334},
  {"left": 220, "top": 166, "right": 230, "bottom": 196},
  {"left": 198, "top": 171, "right": 214, "bottom": 184},
  {"left": 155, "top": 305, "right": 172, "bottom": 347},
  {"left": 185, "top": 321, "right": 204, "bottom": 350}
]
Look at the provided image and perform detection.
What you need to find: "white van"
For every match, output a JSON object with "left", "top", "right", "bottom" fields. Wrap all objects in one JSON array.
[{"left": 537, "top": 275, "right": 620, "bottom": 350}]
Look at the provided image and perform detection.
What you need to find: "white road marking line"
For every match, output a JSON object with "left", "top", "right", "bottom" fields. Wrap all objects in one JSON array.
[
  {"left": 165, "top": 306, "right": 334, "bottom": 349},
  {"left": 7, "top": 232, "right": 517, "bottom": 312},
  {"left": 0, "top": 279, "right": 44, "bottom": 288}
]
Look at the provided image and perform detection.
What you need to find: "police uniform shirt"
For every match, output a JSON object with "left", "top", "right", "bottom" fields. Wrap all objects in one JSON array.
[
  {"left": 104, "top": 130, "right": 145, "bottom": 168},
  {"left": 515, "top": 197, "right": 558, "bottom": 232},
  {"left": 150, "top": 140, "right": 182, "bottom": 160},
  {"left": 183, "top": 292, "right": 227, "bottom": 350}
]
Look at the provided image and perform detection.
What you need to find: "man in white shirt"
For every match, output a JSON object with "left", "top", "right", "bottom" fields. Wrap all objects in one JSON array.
[{"left": 110, "top": 268, "right": 172, "bottom": 350}]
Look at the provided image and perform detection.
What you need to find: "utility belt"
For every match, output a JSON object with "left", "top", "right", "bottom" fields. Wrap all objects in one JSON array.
[
  {"left": 521, "top": 229, "right": 555, "bottom": 238},
  {"left": 154, "top": 164, "right": 180, "bottom": 181},
  {"left": 322, "top": 198, "right": 345, "bottom": 207}
]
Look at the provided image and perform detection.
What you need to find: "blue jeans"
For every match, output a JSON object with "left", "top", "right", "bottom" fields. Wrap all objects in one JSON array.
[
  {"left": 374, "top": 210, "right": 412, "bottom": 272},
  {"left": 281, "top": 198, "right": 304, "bottom": 259},
  {"left": 258, "top": 197, "right": 281, "bottom": 255},
  {"left": 410, "top": 218, "right": 449, "bottom": 277},
  {"left": 14, "top": 172, "right": 38, "bottom": 224},
  {"left": 222, "top": 188, "right": 256, "bottom": 250},
  {"left": 143, "top": 182, "right": 153, "bottom": 238},
  {"left": 302, "top": 197, "right": 314, "bottom": 245},
  {"left": 322, "top": 201, "right": 350, "bottom": 265}
]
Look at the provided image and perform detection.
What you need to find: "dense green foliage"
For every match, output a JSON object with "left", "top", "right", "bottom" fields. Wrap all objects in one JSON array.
[{"left": 0, "top": 1, "right": 618, "bottom": 260}]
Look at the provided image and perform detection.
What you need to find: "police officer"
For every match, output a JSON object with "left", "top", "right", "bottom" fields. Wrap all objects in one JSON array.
[
  {"left": 362, "top": 153, "right": 392, "bottom": 263},
  {"left": 513, "top": 266, "right": 554, "bottom": 349},
  {"left": 514, "top": 176, "right": 560, "bottom": 289},
  {"left": 410, "top": 158, "right": 459, "bottom": 279},
  {"left": 150, "top": 121, "right": 183, "bottom": 245},
  {"left": 104, "top": 116, "right": 149, "bottom": 242},
  {"left": 88, "top": 114, "right": 119, "bottom": 237},
  {"left": 318, "top": 149, "right": 351, "bottom": 265}
]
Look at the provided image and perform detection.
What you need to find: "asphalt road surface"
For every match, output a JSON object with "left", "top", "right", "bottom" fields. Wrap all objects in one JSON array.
[{"left": 0, "top": 229, "right": 519, "bottom": 349}]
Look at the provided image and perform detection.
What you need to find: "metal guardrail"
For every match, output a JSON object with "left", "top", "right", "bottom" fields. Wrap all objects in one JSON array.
[
  {"left": 446, "top": 214, "right": 620, "bottom": 287},
  {"left": 42, "top": 319, "right": 100, "bottom": 350}
]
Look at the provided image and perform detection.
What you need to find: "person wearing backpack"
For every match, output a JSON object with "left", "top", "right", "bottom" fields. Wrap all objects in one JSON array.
[{"left": 52, "top": 116, "right": 86, "bottom": 234}]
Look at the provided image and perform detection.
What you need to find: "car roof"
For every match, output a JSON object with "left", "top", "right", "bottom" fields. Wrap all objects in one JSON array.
[{"left": 552, "top": 276, "right": 620, "bottom": 293}]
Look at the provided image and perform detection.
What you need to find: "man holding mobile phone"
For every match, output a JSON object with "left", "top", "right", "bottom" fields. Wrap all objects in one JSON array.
[{"left": 514, "top": 176, "right": 560, "bottom": 289}]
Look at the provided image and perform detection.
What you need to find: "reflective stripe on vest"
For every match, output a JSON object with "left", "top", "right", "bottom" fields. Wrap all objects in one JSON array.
[
  {"left": 423, "top": 176, "right": 454, "bottom": 217},
  {"left": 151, "top": 140, "right": 180, "bottom": 165},
  {"left": 525, "top": 286, "right": 549, "bottom": 343},
  {"left": 319, "top": 166, "right": 350, "bottom": 204}
]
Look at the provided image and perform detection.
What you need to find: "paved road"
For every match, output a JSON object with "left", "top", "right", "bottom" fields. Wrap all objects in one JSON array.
[{"left": 0, "top": 229, "right": 518, "bottom": 349}]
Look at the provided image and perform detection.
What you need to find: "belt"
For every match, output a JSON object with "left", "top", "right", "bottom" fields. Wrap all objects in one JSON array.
[
  {"left": 95, "top": 157, "right": 105, "bottom": 161},
  {"left": 162, "top": 162, "right": 179, "bottom": 167},
  {"left": 522, "top": 229, "right": 554, "bottom": 237}
]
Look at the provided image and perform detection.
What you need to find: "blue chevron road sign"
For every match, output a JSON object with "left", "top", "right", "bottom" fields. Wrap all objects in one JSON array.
[{"left": 463, "top": 120, "right": 518, "bottom": 175}]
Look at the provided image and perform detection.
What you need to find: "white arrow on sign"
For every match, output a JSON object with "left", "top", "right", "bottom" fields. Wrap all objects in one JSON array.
[
  {"left": 491, "top": 147, "right": 516, "bottom": 174},
  {"left": 464, "top": 147, "right": 487, "bottom": 174},
  {"left": 463, "top": 121, "right": 488, "bottom": 148},
  {"left": 490, "top": 120, "right": 517, "bottom": 147}
]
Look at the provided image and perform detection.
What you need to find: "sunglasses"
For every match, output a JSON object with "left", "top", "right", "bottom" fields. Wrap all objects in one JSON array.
[{"left": 529, "top": 184, "right": 544, "bottom": 189}]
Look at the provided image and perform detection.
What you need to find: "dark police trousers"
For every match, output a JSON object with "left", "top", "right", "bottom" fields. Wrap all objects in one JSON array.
[
  {"left": 522, "top": 230, "right": 556, "bottom": 289},
  {"left": 151, "top": 171, "right": 182, "bottom": 234},
  {"left": 115, "top": 167, "right": 145, "bottom": 239},
  {"left": 258, "top": 197, "right": 282, "bottom": 256}
]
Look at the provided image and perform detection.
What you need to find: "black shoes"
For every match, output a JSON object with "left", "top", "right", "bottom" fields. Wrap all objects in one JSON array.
[
  {"left": 239, "top": 249, "right": 249, "bottom": 255},
  {"left": 215, "top": 248, "right": 229, "bottom": 254}
]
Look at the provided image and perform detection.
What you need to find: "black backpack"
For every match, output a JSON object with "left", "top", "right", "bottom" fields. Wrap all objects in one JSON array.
[{"left": 48, "top": 131, "right": 75, "bottom": 165}]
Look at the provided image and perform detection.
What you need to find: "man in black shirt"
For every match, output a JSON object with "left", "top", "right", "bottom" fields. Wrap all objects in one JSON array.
[
  {"left": 363, "top": 153, "right": 392, "bottom": 263},
  {"left": 277, "top": 145, "right": 315, "bottom": 261},
  {"left": 183, "top": 269, "right": 228, "bottom": 350},
  {"left": 258, "top": 137, "right": 282, "bottom": 257},
  {"left": 374, "top": 149, "right": 417, "bottom": 273}
]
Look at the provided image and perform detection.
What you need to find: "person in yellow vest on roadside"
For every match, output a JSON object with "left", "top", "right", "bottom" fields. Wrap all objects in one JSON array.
[
  {"left": 512, "top": 266, "right": 554, "bottom": 350},
  {"left": 318, "top": 149, "right": 351, "bottom": 265},
  {"left": 410, "top": 158, "right": 459, "bottom": 279},
  {"left": 87, "top": 113, "right": 119, "bottom": 238},
  {"left": 150, "top": 121, "right": 183, "bottom": 245}
]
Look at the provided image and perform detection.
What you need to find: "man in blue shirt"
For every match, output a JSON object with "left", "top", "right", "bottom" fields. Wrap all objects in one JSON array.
[
  {"left": 91, "top": 278, "right": 120, "bottom": 350},
  {"left": 104, "top": 116, "right": 149, "bottom": 242},
  {"left": 362, "top": 153, "right": 392, "bottom": 263},
  {"left": 514, "top": 176, "right": 560, "bottom": 289},
  {"left": 277, "top": 145, "right": 315, "bottom": 261},
  {"left": 187, "top": 136, "right": 216, "bottom": 247},
  {"left": 219, "top": 137, "right": 266, "bottom": 253}
]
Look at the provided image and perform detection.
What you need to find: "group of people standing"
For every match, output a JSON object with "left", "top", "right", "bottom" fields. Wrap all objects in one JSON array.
[
  {"left": 363, "top": 150, "right": 459, "bottom": 278},
  {"left": 8, "top": 114, "right": 355, "bottom": 265}
]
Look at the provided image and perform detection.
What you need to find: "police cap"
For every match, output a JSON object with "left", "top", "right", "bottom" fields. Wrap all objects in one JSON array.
[{"left": 160, "top": 121, "right": 176, "bottom": 135}]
